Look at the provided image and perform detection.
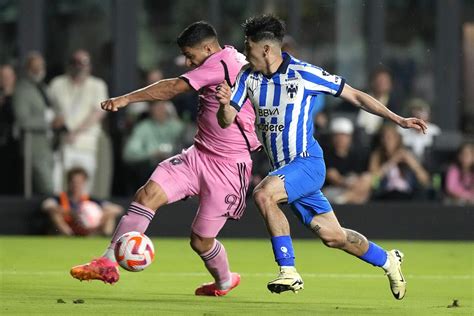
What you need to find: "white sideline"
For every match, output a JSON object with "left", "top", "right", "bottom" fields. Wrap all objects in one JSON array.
[{"left": 1, "top": 271, "right": 472, "bottom": 280}]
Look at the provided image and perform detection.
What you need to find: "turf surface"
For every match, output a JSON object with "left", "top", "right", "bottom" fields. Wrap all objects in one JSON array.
[{"left": 0, "top": 237, "right": 472, "bottom": 315}]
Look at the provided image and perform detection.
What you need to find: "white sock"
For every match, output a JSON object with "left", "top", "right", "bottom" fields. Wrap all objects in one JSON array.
[
  {"left": 280, "top": 266, "right": 297, "bottom": 272},
  {"left": 382, "top": 253, "right": 391, "bottom": 271},
  {"left": 102, "top": 247, "right": 116, "bottom": 262},
  {"left": 218, "top": 278, "right": 232, "bottom": 290}
]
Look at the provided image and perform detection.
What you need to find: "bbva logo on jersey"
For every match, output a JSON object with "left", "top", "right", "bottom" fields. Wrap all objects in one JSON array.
[{"left": 286, "top": 83, "right": 299, "bottom": 99}]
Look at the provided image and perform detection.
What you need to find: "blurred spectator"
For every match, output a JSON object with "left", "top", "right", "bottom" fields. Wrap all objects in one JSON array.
[
  {"left": 49, "top": 49, "right": 108, "bottom": 193},
  {"left": 42, "top": 167, "right": 123, "bottom": 236},
  {"left": 13, "top": 52, "right": 59, "bottom": 195},
  {"left": 398, "top": 98, "right": 441, "bottom": 163},
  {"left": 282, "top": 35, "right": 298, "bottom": 57},
  {"left": 126, "top": 68, "right": 165, "bottom": 123},
  {"left": 123, "top": 100, "right": 184, "bottom": 187},
  {"left": 357, "top": 67, "right": 399, "bottom": 136},
  {"left": 0, "top": 64, "right": 22, "bottom": 194},
  {"left": 444, "top": 143, "right": 474, "bottom": 205},
  {"left": 323, "top": 118, "right": 372, "bottom": 204},
  {"left": 369, "top": 123, "right": 430, "bottom": 200}
]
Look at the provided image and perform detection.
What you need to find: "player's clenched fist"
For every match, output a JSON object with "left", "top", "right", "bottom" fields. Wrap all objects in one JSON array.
[
  {"left": 216, "top": 81, "right": 231, "bottom": 106},
  {"left": 100, "top": 96, "right": 129, "bottom": 112}
]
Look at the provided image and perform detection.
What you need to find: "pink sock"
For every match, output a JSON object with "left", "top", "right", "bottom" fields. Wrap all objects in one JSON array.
[
  {"left": 103, "top": 202, "right": 155, "bottom": 260},
  {"left": 199, "top": 240, "right": 232, "bottom": 289}
]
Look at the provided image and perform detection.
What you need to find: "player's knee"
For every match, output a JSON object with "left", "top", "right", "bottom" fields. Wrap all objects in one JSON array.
[
  {"left": 189, "top": 234, "right": 214, "bottom": 254},
  {"left": 134, "top": 182, "right": 166, "bottom": 210},
  {"left": 321, "top": 231, "right": 346, "bottom": 249},
  {"left": 253, "top": 188, "right": 275, "bottom": 209}
]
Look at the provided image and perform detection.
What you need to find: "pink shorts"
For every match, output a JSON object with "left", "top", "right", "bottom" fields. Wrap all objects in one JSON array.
[{"left": 150, "top": 145, "right": 252, "bottom": 238}]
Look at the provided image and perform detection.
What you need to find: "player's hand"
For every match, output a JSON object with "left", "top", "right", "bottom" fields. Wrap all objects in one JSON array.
[
  {"left": 216, "top": 81, "right": 231, "bottom": 106},
  {"left": 100, "top": 96, "right": 129, "bottom": 112},
  {"left": 398, "top": 117, "right": 428, "bottom": 134}
]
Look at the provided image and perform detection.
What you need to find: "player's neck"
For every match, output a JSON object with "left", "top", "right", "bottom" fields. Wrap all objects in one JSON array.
[{"left": 263, "top": 55, "right": 283, "bottom": 76}]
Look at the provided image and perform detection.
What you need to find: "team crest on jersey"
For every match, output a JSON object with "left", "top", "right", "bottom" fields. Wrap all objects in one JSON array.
[{"left": 286, "top": 83, "right": 298, "bottom": 99}]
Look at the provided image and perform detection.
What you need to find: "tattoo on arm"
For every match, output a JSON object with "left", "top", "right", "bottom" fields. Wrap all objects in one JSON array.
[
  {"left": 344, "top": 229, "right": 368, "bottom": 246},
  {"left": 310, "top": 223, "right": 322, "bottom": 234}
]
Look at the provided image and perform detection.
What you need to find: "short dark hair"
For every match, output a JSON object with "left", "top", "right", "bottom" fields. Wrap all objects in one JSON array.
[
  {"left": 242, "top": 14, "right": 286, "bottom": 43},
  {"left": 176, "top": 21, "right": 217, "bottom": 48},
  {"left": 67, "top": 167, "right": 88, "bottom": 182}
]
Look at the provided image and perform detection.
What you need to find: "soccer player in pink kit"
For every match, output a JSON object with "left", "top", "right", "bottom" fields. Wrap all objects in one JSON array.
[{"left": 70, "top": 21, "right": 260, "bottom": 296}]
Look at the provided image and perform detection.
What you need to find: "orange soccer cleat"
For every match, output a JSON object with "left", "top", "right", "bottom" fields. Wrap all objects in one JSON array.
[
  {"left": 70, "top": 257, "right": 120, "bottom": 284},
  {"left": 195, "top": 273, "right": 241, "bottom": 296}
]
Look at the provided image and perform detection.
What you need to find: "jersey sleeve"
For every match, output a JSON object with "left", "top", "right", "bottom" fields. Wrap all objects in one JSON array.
[
  {"left": 229, "top": 68, "right": 251, "bottom": 112},
  {"left": 298, "top": 65, "right": 346, "bottom": 97},
  {"left": 179, "top": 59, "right": 224, "bottom": 91}
]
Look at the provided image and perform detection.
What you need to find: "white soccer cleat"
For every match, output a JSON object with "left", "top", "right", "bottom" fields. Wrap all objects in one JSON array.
[
  {"left": 267, "top": 267, "right": 304, "bottom": 294},
  {"left": 385, "top": 249, "right": 407, "bottom": 300}
]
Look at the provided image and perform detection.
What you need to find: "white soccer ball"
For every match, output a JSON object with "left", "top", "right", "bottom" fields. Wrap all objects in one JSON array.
[
  {"left": 76, "top": 200, "right": 103, "bottom": 231},
  {"left": 114, "top": 231, "right": 155, "bottom": 272}
]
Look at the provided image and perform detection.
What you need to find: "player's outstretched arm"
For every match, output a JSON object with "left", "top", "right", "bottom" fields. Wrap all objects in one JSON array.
[
  {"left": 340, "top": 84, "right": 428, "bottom": 134},
  {"left": 216, "top": 81, "right": 237, "bottom": 128},
  {"left": 100, "top": 78, "right": 191, "bottom": 112}
]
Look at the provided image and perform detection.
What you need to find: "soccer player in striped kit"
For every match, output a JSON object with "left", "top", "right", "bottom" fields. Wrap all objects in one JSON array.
[
  {"left": 216, "top": 14, "right": 428, "bottom": 299},
  {"left": 70, "top": 21, "right": 260, "bottom": 296}
]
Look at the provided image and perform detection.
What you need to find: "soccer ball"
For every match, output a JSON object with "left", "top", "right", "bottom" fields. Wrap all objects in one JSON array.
[
  {"left": 114, "top": 232, "right": 155, "bottom": 272},
  {"left": 75, "top": 200, "right": 103, "bottom": 231}
]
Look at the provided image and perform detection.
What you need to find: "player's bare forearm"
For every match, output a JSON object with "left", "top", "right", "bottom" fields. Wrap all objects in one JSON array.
[
  {"left": 340, "top": 84, "right": 428, "bottom": 133},
  {"left": 216, "top": 81, "right": 237, "bottom": 128},
  {"left": 101, "top": 78, "right": 191, "bottom": 112},
  {"left": 126, "top": 78, "right": 190, "bottom": 103},
  {"left": 341, "top": 85, "right": 402, "bottom": 124}
]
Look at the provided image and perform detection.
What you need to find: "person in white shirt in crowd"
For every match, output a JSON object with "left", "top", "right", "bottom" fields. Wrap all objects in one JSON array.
[
  {"left": 49, "top": 49, "right": 108, "bottom": 193},
  {"left": 398, "top": 98, "right": 440, "bottom": 163}
]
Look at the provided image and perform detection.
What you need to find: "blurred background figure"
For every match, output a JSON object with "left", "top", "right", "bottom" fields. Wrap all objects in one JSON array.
[
  {"left": 444, "top": 143, "right": 474, "bottom": 205},
  {"left": 125, "top": 68, "right": 165, "bottom": 124},
  {"left": 49, "top": 49, "right": 108, "bottom": 193},
  {"left": 356, "top": 67, "right": 398, "bottom": 136},
  {"left": 0, "top": 64, "right": 21, "bottom": 194},
  {"left": 369, "top": 123, "right": 430, "bottom": 200},
  {"left": 13, "top": 52, "right": 59, "bottom": 195},
  {"left": 323, "top": 117, "right": 372, "bottom": 204},
  {"left": 123, "top": 100, "right": 184, "bottom": 191},
  {"left": 398, "top": 98, "right": 441, "bottom": 165},
  {"left": 41, "top": 167, "right": 123, "bottom": 236}
]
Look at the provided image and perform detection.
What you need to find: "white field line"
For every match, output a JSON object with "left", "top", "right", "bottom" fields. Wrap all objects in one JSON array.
[{"left": 0, "top": 271, "right": 472, "bottom": 280}]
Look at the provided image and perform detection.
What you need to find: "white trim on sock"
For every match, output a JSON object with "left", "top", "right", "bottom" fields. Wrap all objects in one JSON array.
[{"left": 382, "top": 253, "right": 390, "bottom": 271}]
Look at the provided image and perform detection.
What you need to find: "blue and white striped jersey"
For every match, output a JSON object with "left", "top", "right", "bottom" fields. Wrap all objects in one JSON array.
[{"left": 230, "top": 53, "right": 345, "bottom": 170}]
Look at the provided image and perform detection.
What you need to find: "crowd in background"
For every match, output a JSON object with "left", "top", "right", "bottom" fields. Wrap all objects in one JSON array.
[{"left": 0, "top": 48, "right": 473, "bottom": 208}]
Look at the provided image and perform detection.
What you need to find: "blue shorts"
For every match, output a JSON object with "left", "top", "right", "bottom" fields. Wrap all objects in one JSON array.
[{"left": 269, "top": 153, "right": 333, "bottom": 227}]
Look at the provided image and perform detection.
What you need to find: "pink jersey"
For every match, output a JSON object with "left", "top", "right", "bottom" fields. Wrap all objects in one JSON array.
[{"left": 180, "top": 46, "right": 260, "bottom": 160}]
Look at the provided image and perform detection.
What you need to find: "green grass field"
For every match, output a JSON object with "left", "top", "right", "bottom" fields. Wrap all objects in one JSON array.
[{"left": 0, "top": 237, "right": 472, "bottom": 315}]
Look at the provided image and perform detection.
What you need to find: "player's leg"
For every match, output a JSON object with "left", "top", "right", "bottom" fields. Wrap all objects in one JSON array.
[
  {"left": 71, "top": 149, "right": 198, "bottom": 284},
  {"left": 253, "top": 176, "right": 303, "bottom": 293},
  {"left": 307, "top": 210, "right": 406, "bottom": 299},
  {"left": 191, "top": 157, "right": 250, "bottom": 296}
]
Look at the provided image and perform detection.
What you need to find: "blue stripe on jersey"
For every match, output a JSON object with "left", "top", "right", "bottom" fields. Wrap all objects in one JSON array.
[
  {"left": 298, "top": 70, "right": 339, "bottom": 92},
  {"left": 272, "top": 75, "right": 281, "bottom": 107},
  {"left": 296, "top": 91, "right": 310, "bottom": 153},
  {"left": 270, "top": 130, "right": 280, "bottom": 169},
  {"left": 282, "top": 103, "right": 294, "bottom": 164},
  {"left": 230, "top": 68, "right": 252, "bottom": 109},
  {"left": 306, "top": 97, "right": 318, "bottom": 148},
  {"left": 259, "top": 76, "right": 268, "bottom": 107},
  {"left": 259, "top": 117, "right": 270, "bottom": 157},
  {"left": 288, "top": 67, "right": 295, "bottom": 78}
]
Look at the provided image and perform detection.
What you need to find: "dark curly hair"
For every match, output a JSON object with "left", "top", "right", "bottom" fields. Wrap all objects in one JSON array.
[
  {"left": 242, "top": 14, "right": 286, "bottom": 43},
  {"left": 176, "top": 21, "right": 217, "bottom": 48}
]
